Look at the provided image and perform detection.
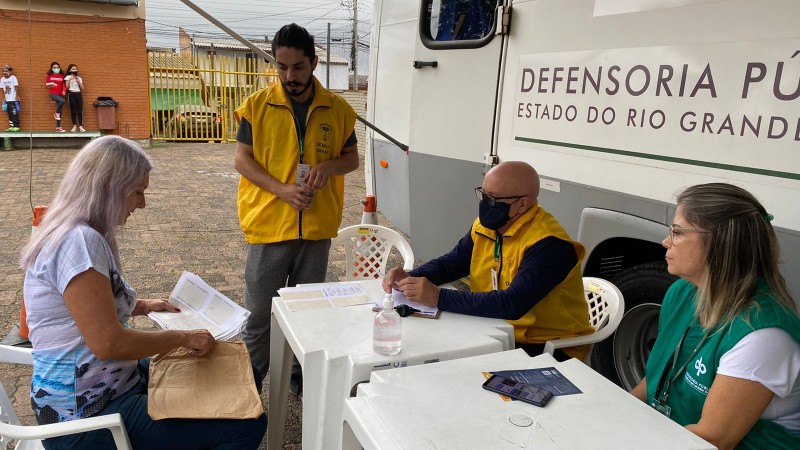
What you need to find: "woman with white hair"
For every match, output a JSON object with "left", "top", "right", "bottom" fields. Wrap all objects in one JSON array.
[
  {"left": 21, "top": 136, "right": 266, "bottom": 449},
  {"left": 631, "top": 183, "right": 800, "bottom": 449}
]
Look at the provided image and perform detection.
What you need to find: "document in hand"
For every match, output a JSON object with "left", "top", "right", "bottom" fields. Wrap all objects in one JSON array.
[{"left": 148, "top": 271, "right": 250, "bottom": 341}]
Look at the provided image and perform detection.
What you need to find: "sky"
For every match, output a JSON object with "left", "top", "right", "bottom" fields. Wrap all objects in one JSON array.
[{"left": 145, "top": 0, "right": 374, "bottom": 52}]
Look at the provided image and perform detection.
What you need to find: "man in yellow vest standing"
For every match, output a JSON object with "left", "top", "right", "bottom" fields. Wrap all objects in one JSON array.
[
  {"left": 234, "top": 23, "right": 359, "bottom": 388},
  {"left": 383, "top": 161, "right": 593, "bottom": 361}
]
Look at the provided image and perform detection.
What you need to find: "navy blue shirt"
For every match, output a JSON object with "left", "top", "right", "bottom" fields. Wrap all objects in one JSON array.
[{"left": 410, "top": 230, "right": 577, "bottom": 320}]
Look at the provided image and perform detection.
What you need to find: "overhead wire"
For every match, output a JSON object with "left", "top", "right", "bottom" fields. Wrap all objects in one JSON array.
[
  {"left": 303, "top": 4, "right": 349, "bottom": 28},
  {"left": 219, "top": 1, "right": 341, "bottom": 24},
  {"left": 27, "top": 0, "right": 34, "bottom": 212},
  {"left": 144, "top": 0, "right": 372, "bottom": 49}
]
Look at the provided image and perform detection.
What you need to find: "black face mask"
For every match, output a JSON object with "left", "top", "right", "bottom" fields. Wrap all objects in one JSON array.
[
  {"left": 71, "top": 71, "right": 78, "bottom": 76},
  {"left": 479, "top": 198, "right": 517, "bottom": 230}
]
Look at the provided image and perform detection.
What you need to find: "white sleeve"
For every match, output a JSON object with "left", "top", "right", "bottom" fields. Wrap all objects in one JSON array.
[{"left": 718, "top": 327, "right": 800, "bottom": 398}]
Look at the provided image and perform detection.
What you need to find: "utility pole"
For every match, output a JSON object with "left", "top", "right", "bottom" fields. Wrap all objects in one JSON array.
[
  {"left": 352, "top": 0, "right": 358, "bottom": 90},
  {"left": 326, "top": 23, "right": 331, "bottom": 89}
]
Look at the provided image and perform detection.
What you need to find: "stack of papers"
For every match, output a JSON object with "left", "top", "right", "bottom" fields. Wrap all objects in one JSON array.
[
  {"left": 278, "top": 281, "right": 373, "bottom": 311},
  {"left": 148, "top": 271, "right": 250, "bottom": 341}
]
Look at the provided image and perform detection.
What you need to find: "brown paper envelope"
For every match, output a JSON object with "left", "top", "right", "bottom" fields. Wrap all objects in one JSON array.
[{"left": 148, "top": 341, "right": 264, "bottom": 420}]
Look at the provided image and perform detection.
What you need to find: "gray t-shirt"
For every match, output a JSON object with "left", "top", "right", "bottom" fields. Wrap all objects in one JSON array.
[{"left": 24, "top": 224, "right": 139, "bottom": 424}]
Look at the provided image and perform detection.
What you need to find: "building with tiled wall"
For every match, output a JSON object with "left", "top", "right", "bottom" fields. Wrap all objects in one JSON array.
[{"left": 0, "top": 0, "right": 149, "bottom": 139}]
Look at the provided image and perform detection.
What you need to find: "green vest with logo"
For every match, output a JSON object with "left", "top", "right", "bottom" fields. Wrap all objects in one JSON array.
[{"left": 645, "top": 278, "right": 800, "bottom": 449}]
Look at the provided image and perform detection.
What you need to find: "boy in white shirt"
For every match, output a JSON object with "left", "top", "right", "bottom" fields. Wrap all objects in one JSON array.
[{"left": 1, "top": 64, "right": 20, "bottom": 131}]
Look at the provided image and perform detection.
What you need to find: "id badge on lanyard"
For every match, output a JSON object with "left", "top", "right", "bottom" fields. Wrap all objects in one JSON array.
[
  {"left": 296, "top": 163, "right": 310, "bottom": 186},
  {"left": 492, "top": 236, "right": 501, "bottom": 291},
  {"left": 294, "top": 113, "right": 311, "bottom": 188}
]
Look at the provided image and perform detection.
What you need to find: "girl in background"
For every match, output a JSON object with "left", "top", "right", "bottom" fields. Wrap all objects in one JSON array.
[
  {"left": 63, "top": 64, "right": 86, "bottom": 132},
  {"left": 44, "top": 61, "right": 66, "bottom": 132}
]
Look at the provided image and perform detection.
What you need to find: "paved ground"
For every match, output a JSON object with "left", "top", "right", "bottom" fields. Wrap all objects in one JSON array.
[{"left": 0, "top": 141, "right": 406, "bottom": 449}]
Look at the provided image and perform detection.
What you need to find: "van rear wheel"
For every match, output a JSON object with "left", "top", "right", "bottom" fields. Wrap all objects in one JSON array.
[{"left": 589, "top": 262, "right": 677, "bottom": 390}]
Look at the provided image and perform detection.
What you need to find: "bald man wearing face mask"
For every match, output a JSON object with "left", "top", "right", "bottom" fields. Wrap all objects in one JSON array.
[{"left": 383, "top": 161, "right": 594, "bottom": 361}]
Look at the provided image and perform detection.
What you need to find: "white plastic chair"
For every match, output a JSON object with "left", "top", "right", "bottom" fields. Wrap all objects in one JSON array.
[
  {"left": 331, "top": 224, "right": 414, "bottom": 281},
  {"left": 0, "top": 344, "right": 132, "bottom": 450},
  {"left": 543, "top": 277, "right": 625, "bottom": 361}
]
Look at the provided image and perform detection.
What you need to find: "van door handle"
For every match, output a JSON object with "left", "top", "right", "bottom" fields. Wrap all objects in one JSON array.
[{"left": 413, "top": 61, "right": 438, "bottom": 69}]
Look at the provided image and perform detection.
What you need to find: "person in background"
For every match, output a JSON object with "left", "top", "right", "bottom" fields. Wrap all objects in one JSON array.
[
  {"left": 44, "top": 61, "right": 66, "bottom": 132},
  {"left": 20, "top": 136, "right": 267, "bottom": 450},
  {"left": 630, "top": 183, "right": 800, "bottom": 450},
  {"left": 234, "top": 23, "right": 359, "bottom": 393},
  {"left": 1, "top": 64, "right": 20, "bottom": 131},
  {"left": 383, "top": 161, "right": 594, "bottom": 361},
  {"left": 63, "top": 64, "right": 86, "bottom": 132}
]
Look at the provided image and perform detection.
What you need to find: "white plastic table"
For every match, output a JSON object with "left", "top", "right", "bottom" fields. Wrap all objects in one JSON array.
[
  {"left": 267, "top": 279, "right": 515, "bottom": 449},
  {"left": 342, "top": 349, "right": 716, "bottom": 450}
]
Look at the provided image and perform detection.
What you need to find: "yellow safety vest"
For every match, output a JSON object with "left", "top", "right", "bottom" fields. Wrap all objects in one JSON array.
[
  {"left": 234, "top": 77, "right": 356, "bottom": 243},
  {"left": 469, "top": 205, "right": 594, "bottom": 359}
]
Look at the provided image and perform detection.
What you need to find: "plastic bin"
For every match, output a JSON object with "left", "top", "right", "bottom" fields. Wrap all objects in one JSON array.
[{"left": 93, "top": 97, "right": 119, "bottom": 130}]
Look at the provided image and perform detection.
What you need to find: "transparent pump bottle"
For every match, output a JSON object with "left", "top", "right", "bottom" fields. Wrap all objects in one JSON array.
[{"left": 373, "top": 293, "right": 402, "bottom": 355}]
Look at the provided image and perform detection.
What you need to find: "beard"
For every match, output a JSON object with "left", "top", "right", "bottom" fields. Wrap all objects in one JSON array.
[{"left": 281, "top": 75, "right": 314, "bottom": 99}]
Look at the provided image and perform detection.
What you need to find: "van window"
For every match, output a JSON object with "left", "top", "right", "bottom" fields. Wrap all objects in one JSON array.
[{"left": 421, "top": 0, "right": 499, "bottom": 49}]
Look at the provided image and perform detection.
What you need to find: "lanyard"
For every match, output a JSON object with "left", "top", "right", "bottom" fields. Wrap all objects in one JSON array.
[
  {"left": 293, "top": 114, "right": 305, "bottom": 163},
  {"left": 491, "top": 235, "right": 502, "bottom": 291},
  {"left": 653, "top": 325, "right": 710, "bottom": 407},
  {"left": 291, "top": 84, "right": 315, "bottom": 164}
]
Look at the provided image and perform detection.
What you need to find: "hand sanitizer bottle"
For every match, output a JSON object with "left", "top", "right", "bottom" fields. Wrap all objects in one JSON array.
[{"left": 373, "top": 293, "right": 402, "bottom": 355}]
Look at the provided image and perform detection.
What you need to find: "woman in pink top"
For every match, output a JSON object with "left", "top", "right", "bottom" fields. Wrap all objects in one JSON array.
[{"left": 44, "top": 61, "right": 66, "bottom": 132}]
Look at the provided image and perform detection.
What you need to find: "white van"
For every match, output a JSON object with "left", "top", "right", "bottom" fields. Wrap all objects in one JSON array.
[{"left": 365, "top": 0, "right": 800, "bottom": 389}]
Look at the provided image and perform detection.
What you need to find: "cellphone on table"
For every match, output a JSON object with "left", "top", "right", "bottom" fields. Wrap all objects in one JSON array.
[{"left": 482, "top": 374, "right": 554, "bottom": 407}]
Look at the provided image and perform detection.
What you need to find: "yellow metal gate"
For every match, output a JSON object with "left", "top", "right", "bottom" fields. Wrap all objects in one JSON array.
[{"left": 148, "top": 52, "right": 277, "bottom": 141}]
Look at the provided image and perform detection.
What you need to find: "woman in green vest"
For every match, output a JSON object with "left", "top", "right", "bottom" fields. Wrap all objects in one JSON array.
[{"left": 630, "top": 183, "right": 800, "bottom": 450}]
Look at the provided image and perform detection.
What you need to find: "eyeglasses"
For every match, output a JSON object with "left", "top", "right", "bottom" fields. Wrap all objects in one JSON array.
[
  {"left": 474, "top": 187, "right": 524, "bottom": 207},
  {"left": 668, "top": 225, "right": 710, "bottom": 246}
]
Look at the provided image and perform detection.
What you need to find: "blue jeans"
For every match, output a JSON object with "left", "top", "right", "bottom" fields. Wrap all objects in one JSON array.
[
  {"left": 5, "top": 100, "right": 19, "bottom": 127},
  {"left": 42, "top": 359, "right": 267, "bottom": 450},
  {"left": 49, "top": 94, "right": 65, "bottom": 126}
]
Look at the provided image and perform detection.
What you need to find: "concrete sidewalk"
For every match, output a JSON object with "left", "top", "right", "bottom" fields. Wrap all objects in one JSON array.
[{"left": 0, "top": 141, "right": 400, "bottom": 449}]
